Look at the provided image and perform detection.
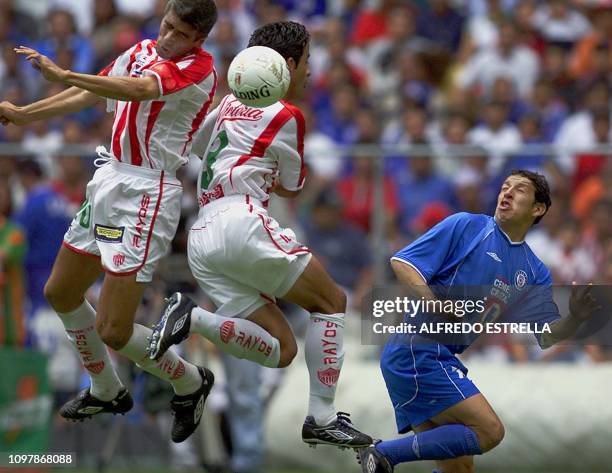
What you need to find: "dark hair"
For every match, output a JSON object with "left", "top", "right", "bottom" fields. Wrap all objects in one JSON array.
[
  {"left": 248, "top": 21, "right": 310, "bottom": 65},
  {"left": 509, "top": 169, "right": 551, "bottom": 225},
  {"left": 165, "top": 0, "right": 217, "bottom": 37}
]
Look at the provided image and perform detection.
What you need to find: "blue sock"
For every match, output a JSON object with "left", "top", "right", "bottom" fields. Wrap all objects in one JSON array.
[{"left": 375, "top": 424, "right": 482, "bottom": 466}]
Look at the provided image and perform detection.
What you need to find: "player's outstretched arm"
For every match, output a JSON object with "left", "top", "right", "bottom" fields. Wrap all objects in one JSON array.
[
  {"left": 541, "top": 284, "right": 603, "bottom": 348},
  {"left": 15, "top": 46, "right": 159, "bottom": 102},
  {"left": 0, "top": 88, "right": 101, "bottom": 126}
]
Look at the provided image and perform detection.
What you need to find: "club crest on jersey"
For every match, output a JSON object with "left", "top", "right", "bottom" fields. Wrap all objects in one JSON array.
[
  {"left": 113, "top": 253, "right": 126, "bottom": 268},
  {"left": 317, "top": 367, "right": 340, "bottom": 387},
  {"left": 95, "top": 224, "right": 124, "bottom": 243},
  {"left": 514, "top": 270, "right": 527, "bottom": 290}
]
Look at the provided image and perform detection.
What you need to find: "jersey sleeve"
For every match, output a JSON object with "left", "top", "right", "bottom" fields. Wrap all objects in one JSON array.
[
  {"left": 272, "top": 106, "right": 306, "bottom": 191},
  {"left": 143, "top": 54, "right": 214, "bottom": 101},
  {"left": 392, "top": 212, "right": 474, "bottom": 282}
]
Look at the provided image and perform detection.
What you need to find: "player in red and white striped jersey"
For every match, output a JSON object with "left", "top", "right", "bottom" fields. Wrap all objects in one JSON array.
[
  {"left": 148, "top": 21, "right": 373, "bottom": 450},
  {"left": 0, "top": 0, "right": 218, "bottom": 443}
]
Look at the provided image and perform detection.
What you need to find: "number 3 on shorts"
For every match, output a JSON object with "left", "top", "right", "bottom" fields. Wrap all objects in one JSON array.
[{"left": 201, "top": 130, "right": 229, "bottom": 189}]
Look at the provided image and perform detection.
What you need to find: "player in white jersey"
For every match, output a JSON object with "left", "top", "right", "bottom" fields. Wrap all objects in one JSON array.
[
  {"left": 0, "top": 0, "right": 218, "bottom": 443},
  {"left": 148, "top": 21, "right": 373, "bottom": 449}
]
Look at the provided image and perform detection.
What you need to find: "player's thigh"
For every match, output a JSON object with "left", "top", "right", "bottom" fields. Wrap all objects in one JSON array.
[
  {"left": 247, "top": 303, "right": 298, "bottom": 366},
  {"left": 44, "top": 245, "right": 103, "bottom": 312},
  {"left": 428, "top": 393, "right": 505, "bottom": 452},
  {"left": 95, "top": 273, "right": 146, "bottom": 350},
  {"left": 413, "top": 421, "right": 475, "bottom": 473},
  {"left": 282, "top": 255, "right": 346, "bottom": 314}
]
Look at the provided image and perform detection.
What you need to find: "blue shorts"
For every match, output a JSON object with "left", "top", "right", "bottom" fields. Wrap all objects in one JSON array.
[{"left": 380, "top": 335, "right": 480, "bottom": 434}]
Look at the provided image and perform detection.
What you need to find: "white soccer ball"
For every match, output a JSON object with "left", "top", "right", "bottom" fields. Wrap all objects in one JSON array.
[{"left": 227, "top": 46, "right": 291, "bottom": 108}]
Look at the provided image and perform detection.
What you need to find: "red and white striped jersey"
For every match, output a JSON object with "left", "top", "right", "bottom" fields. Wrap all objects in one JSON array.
[
  {"left": 192, "top": 95, "right": 306, "bottom": 207},
  {"left": 99, "top": 39, "right": 217, "bottom": 172}
]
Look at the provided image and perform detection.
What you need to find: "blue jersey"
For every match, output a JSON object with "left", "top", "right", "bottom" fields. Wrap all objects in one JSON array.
[{"left": 392, "top": 212, "right": 560, "bottom": 353}]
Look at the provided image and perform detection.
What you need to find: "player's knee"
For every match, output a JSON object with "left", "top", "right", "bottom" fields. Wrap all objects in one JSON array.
[
  {"left": 475, "top": 418, "right": 505, "bottom": 452},
  {"left": 278, "top": 338, "right": 298, "bottom": 368},
  {"left": 96, "top": 320, "right": 131, "bottom": 351},
  {"left": 44, "top": 280, "right": 82, "bottom": 313},
  {"left": 316, "top": 286, "right": 347, "bottom": 314}
]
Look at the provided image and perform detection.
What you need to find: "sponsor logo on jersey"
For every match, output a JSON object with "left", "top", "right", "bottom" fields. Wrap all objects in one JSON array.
[
  {"left": 317, "top": 367, "right": 340, "bottom": 387},
  {"left": 218, "top": 99, "right": 264, "bottom": 127},
  {"left": 515, "top": 270, "right": 527, "bottom": 290},
  {"left": 199, "top": 184, "right": 224, "bottom": 206},
  {"left": 487, "top": 252, "right": 502, "bottom": 262},
  {"left": 85, "top": 361, "right": 105, "bottom": 375},
  {"left": 132, "top": 194, "right": 151, "bottom": 248},
  {"left": 94, "top": 224, "right": 124, "bottom": 243}
]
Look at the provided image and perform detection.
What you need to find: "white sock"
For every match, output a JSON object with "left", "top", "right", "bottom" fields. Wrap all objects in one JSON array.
[
  {"left": 305, "top": 312, "right": 345, "bottom": 426},
  {"left": 117, "top": 324, "right": 202, "bottom": 396},
  {"left": 57, "top": 300, "right": 123, "bottom": 401},
  {"left": 190, "top": 307, "right": 280, "bottom": 368}
]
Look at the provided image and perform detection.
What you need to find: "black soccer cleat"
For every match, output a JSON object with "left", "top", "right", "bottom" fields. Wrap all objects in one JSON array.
[
  {"left": 357, "top": 441, "right": 394, "bottom": 473},
  {"left": 170, "top": 366, "right": 214, "bottom": 443},
  {"left": 59, "top": 387, "right": 133, "bottom": 421},
  {"left": 148, "top": 292, "right": 196, "bottom": 361},
  {"left": 302, "top": 412, "right": 373, "bottom": 450}
]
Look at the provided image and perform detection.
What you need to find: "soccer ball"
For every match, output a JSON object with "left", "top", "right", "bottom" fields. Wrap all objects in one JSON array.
[{"left": 227, "top": 46, "right": 291, "bottom": 108}]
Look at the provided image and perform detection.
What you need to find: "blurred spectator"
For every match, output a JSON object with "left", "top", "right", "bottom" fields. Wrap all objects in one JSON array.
[
  {"left": 303, "top": 188, "right": 373, "bottom": 308},
  {"left": 350, "top": 0, "right": 396, "bottom": 47},
  {"left": 531, "top": 0, "right": 591, "bottom": 46},
  {"left": 315, "top": 85, "right": 360, "bottom": 144},
  {"left": 0, "top": 0, "right": 39, "bottom": 42},
  {"left": 528, "top": 78, "right": 569, "bottom": 142},
  {"left": 457, "top": 18, "right": 540, "bottom": 98},
  {"left": 416, "top": 0, "right": 465, "bottom": 53},
  {"left": 0, "top": 181, "right": 26, "bottom": 347},
  {"left": 393, "top": 146, "right": 455, "bottom": 235},
  {"left": 51, "top": 156, "right": 88, "bottom": 210},
  {"left": 34, "top": 8, "right": 95, "bottom": 76},
  {"left": 569, "top": 6, "right": 611, "bottom": 81},
  {"left": 547, "top": 218, "right": 597, "bottom": 283},
  {"left": 14, "top": 159, "right": 72, "bottom": 323},
  {"left": 573, "top": 109, "right": 611, "bottom": 190},
  {"left": 581, "top": 198, "right": 612, "bottom": 277},
  {"left": 468, "top": 101, "right": 522, "bottom": 172},
  {"left": 337, "top": 152, "right": 399, "bottom": 234}
]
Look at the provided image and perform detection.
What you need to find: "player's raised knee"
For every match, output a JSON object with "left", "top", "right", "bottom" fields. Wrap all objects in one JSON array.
[
  {"left": 317, "top": 285, "right": 347, "bottom": 314},
  {"left": 96, "top": 320, "right": 132, "bottom": 351},
  {"left": 44, "top": 280, "right": 82, "bottom": 313},
  {"left": 278, "top": 338, "right": 298, "bottom": 368},
  {"left": 476, "top": 418, "right": 505, "bottom": 452}
]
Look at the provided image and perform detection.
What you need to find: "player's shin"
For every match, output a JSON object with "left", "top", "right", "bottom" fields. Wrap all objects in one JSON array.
[
  {"left": 376, "top": 425, "right": 482, "bottom": 466},
  {"left": 190, "top": 307, "right": 281, "bottom": 368},
  {"left": 57, "top": 300, "right": 124, "bottom": 401},
  {"left": 117, "top": 324, "right": 202, "bottom": 395},
  {"left": 305, "top": 312, "right": 345, "bottom": 426}
]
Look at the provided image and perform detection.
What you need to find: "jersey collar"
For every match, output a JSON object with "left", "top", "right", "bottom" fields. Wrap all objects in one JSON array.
[{"left": 493, "top": 218, "right": 525, "bottom": 246}]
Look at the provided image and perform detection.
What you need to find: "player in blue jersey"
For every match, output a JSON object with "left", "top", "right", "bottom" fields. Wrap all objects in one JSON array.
[{"left": 358, "top": 170, "right": 601, "bottom": 473}]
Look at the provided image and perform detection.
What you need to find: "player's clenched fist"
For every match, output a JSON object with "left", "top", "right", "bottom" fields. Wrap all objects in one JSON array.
[
  {"left": 0, "top": 101, "right": 28, "bottom": 126},
  {"left": 14, "top": 46, "right": 68, "bottom": 83}
]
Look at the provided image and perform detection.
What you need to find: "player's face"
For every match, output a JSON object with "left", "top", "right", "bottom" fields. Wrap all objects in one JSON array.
[
  {"left": 286, "top": 43, "right": 310, "bottom": 100},
  {"left": 495, "top": 175, "right": 545, "bottom": 226},
  {"left": 157, "top": 9, "right": 204, "bottom": 60}
]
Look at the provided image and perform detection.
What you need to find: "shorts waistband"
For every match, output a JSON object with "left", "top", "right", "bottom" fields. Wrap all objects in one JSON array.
[
  {"left": 199, "top": 194, "right": 264, "bottom": 212},
  {"left": 109, "top": 159, "right": 177, "bottom": 182}
]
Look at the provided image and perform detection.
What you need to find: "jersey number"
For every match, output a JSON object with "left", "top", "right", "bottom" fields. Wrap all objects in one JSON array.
[{"left": 201, "top": 130, "right": 228, "bottom": 189}]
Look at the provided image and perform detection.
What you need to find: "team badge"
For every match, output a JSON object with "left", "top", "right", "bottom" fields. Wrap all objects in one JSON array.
[
  {"left": 514, "top": 270, "right": 527, "bottom": 290},
  {"left": 317, "top": 367, "right": 340, "bottom": 387}
]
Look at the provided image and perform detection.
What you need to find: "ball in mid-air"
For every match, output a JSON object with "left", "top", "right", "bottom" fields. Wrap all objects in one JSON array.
[{"left": 227, "top": 46, "right": 291, "bottom": 108}]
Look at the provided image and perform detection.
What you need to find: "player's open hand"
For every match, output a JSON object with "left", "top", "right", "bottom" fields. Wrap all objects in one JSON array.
[
  {"left": 14, "top": 46, "right": 67, "bottom": 83},
  {"left": 569, "top": 283, "right": 602, "bottom": 323},
  {"left": 0, "top": 101, "right": 28, "bottom": 126}
]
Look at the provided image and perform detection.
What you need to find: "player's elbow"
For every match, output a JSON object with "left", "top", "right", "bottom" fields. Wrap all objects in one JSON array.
[{"left": 132, "top": 78, "right": 160, "bottom": 101}]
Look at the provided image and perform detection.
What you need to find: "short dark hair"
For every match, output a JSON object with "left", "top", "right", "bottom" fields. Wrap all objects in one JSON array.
[
  {"left": 165, "top": 0, "right": 217, "bottom": 37},
  {"left": 248, "top": 21, "right": 310, "bottom": 65},
  {"left": 510, "top": 169, "right": 551, "bottom": 225}
]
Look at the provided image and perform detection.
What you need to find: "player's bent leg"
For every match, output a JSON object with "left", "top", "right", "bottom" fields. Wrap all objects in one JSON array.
[
  {"left": 413, "top": 422, "right": 475, "bottom": 473},
  {"left": 148, "top": 293, "right": 291, "bottom": 368},
  {"left": 99, "top": 274, "right": 213, "bottom": 443},
  {"left": 45, "top": 246, "right": 129, "bottom": 418},
  {"left": 428, "top": 394, "right": 505, "bottom": 453},
  {"left": 282, "top": 256, "right": 371, "bottom": 449}
]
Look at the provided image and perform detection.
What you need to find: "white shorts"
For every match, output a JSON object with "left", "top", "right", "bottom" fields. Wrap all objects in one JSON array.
[
  {"left": 63, "top": 160, "right": 182, "bottom": 283},
  {"left": 188, "top": 195, "right": 312, "bottom": 318}
]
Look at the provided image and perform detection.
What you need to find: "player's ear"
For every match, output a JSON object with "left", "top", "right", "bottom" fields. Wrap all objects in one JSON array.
[
  {"left": 286, "top": 57, "right": 297, "bottom": 72},
  {"left": 533, "top": 202, "right": 546, "bottom": 219}
]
